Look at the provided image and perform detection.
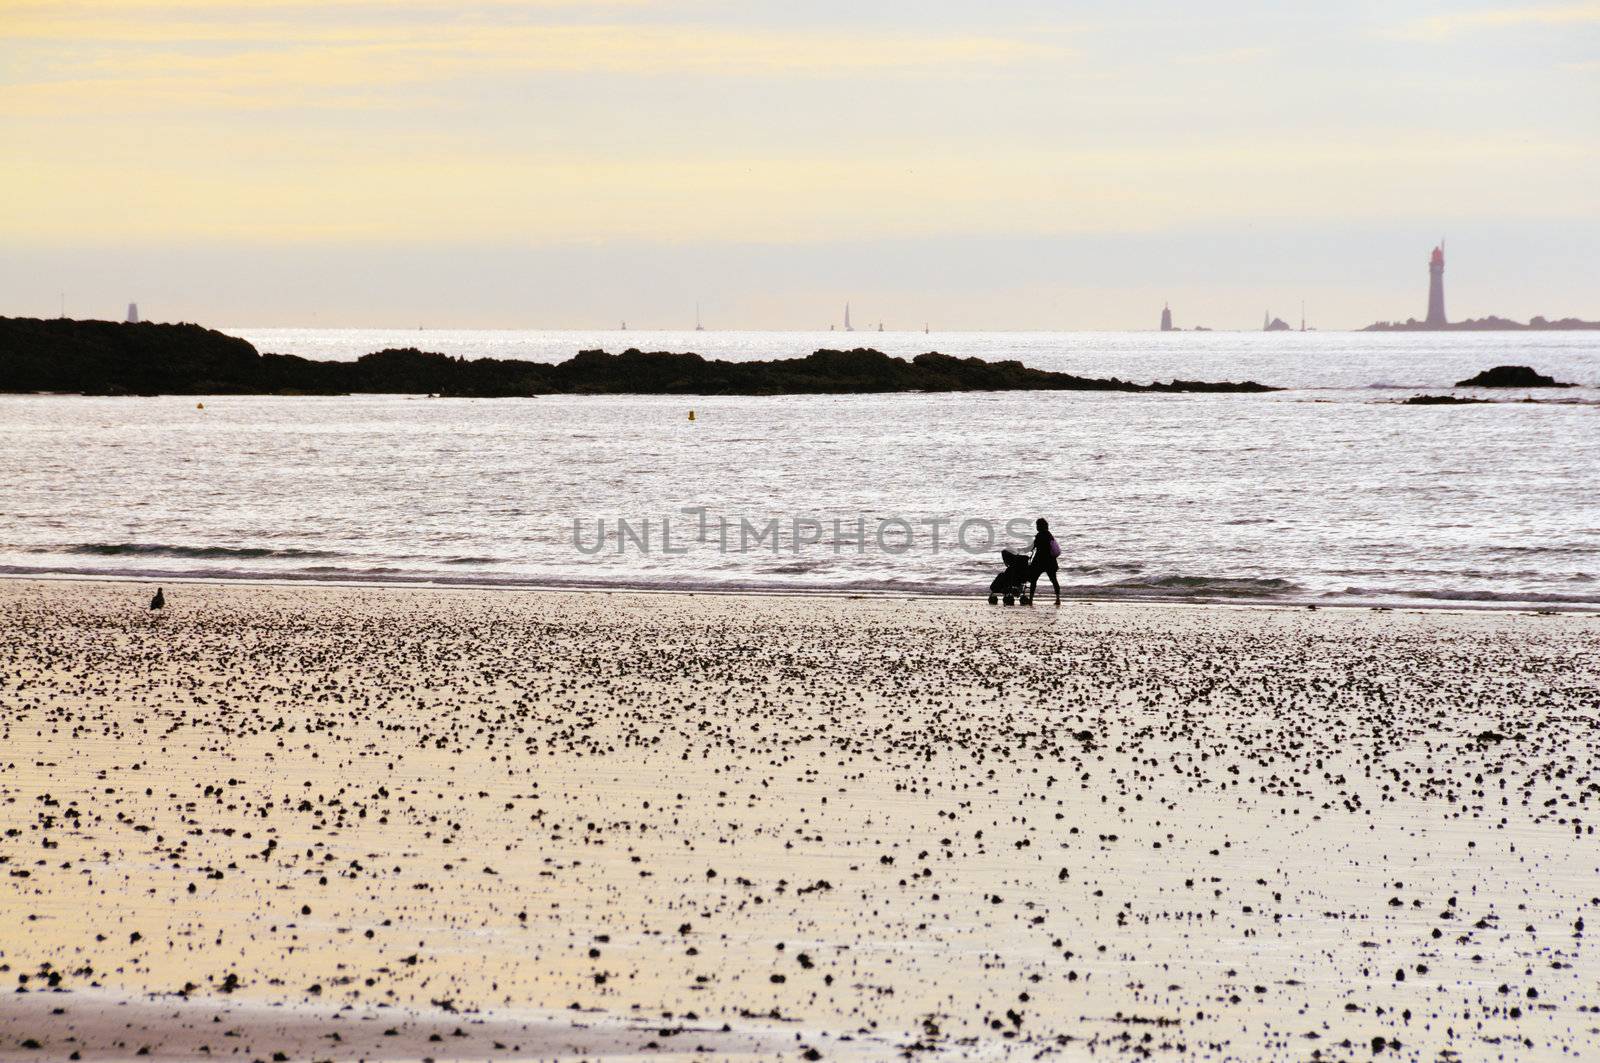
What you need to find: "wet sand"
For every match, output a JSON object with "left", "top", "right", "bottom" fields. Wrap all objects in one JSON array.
[{"left": 2, "top": 578, "right": 1598, "bottom": 1060}]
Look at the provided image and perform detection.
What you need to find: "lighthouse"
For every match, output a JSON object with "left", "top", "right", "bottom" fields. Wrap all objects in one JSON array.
[{"left": 1425, "top": 243, "right": 1446, "bottom": 327}]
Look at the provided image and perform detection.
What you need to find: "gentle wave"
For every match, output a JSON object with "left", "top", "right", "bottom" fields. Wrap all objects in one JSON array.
[
  {"left": 60, "top": 542, "right": 343, "bottom": 561},
  {"left": 3, "top": 559, "right": 1594, "bottom": 610},
  {"left": 1336, "top": 585, "right": 1600, "bottom": 606},
  {"left": 1098, "top": 575, "right": 1302, "bottom": 597}
]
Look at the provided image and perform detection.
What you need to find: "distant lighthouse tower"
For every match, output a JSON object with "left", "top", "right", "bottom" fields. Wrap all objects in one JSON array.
[
  {"left": 1425, "top": 243, "right": 1446, "bottom": 327},
  {"left": 1159, "top": 303, "right": 1173, "bottom": 331},
  {"left": 126, "top": 302, "right": 140, "bottom": 324}
]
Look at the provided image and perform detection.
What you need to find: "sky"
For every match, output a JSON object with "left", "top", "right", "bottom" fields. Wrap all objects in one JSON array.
[{"left": 1, "top": 0, "right": 1596, "bottom": 330}]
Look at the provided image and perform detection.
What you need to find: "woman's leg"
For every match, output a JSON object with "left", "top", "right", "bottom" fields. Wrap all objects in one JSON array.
[
  {"left": 1046, "top": 567, "right": 1060, "bottom": 602},
  {"left": 1027, "top": 561, "right": 1045, "bottom": 599}
]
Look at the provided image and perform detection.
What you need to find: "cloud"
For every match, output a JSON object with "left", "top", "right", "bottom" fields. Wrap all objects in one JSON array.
[
  {"left": 4, "top": 130, "right": 1593, "bottom": 249},
  {"left": 1392, "top": 2, "right": 1600, "bottom": 39},
  {"left": 2, "top": 1, "right": 1593, "bottom": 263},
  {"left": 2, "top": 0, "right": 648, "bottom": 10},
  {"left": 0, "top": 8, "right": 1069, "bottom": 116},
  {"left": 1173, "top": 45, "right": 1274, "bottom": 66}
]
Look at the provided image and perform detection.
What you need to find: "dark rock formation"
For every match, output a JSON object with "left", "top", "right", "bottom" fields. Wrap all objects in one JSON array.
[
  {"left": 0, "top": 318, "right": 1279, "bottom": 396},
  {"left": 1454, "top": 365, "right": 1574, "bottom": 388},
  {"left": 0, "top": 317, "right": 261, "bottom": 394},
  {"left": 1402, "top": 395, "right": 1491, "bottom": 405},
  {"left": 1264, "top": 317, "right": 1292, "bottom": 332}
]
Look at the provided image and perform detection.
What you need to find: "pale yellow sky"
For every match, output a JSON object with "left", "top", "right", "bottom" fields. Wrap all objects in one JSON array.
[{"left": 2, "top": 0, "right": 1597, "bottom": 327}]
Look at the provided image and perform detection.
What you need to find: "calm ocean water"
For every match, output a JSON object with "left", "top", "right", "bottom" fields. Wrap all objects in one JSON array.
[{"left": 2, "top": 329, "right": 1597, "bottom": 607}]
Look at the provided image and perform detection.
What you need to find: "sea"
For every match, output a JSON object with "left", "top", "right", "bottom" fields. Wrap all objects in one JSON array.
[{"left": 2, "top": 327, "right": 1597, "bottom": 608}]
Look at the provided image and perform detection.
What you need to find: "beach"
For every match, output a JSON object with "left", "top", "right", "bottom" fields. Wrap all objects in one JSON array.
[{"left": 3, "top": 577, "right": 1598, "bottom": 1060}]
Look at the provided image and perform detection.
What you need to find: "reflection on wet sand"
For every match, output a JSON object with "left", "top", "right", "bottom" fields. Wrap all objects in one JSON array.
[{"left": 3, "top": 579, "right": 1598, "bottom": 1059}]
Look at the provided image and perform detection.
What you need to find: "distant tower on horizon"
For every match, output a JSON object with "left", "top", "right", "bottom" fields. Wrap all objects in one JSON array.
[
  {"left": 126, "top": 302, "right": 139, "bottom": 324},
  {"left": 843, "top": 302, "right": 854, "bottom": 332},
  {"left": 1426, "top": 243, "right": 1447, "bottom": 327},
  {"left": 1159, "top": 303, "right": 1173, "bottom": 332}
]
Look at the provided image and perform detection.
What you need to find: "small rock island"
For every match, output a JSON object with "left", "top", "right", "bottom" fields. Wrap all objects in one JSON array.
[{"left": 1454, "top": 365, "right": 1574, "bottom": 388}]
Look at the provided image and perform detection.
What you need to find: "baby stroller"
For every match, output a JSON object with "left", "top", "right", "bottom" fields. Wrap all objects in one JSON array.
[{"left": 988, "top": 548, "right": 1033, "bottom": 606}]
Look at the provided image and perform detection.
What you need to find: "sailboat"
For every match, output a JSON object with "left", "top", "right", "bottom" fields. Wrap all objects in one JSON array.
[{"left": 695, "top": 303, "right": 705, "bottom": 332}]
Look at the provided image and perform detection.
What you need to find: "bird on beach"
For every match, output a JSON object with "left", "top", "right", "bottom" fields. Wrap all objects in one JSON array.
[{"left": 149, "top": 587, "right": 165, "bottom": 610}]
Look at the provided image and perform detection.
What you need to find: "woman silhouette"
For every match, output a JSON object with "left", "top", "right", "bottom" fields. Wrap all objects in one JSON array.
[{"left": 1027, "top": 518, "right": 1060, "bottom": 605}]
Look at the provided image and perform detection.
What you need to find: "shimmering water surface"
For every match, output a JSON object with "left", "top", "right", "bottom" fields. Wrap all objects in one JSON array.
[{"left": 3, "top": 329, "right": 1597, "bottom": 606}]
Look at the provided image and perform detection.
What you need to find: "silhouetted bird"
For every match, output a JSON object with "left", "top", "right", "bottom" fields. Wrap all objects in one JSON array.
[{"left": 149, "top": 588, "right": 165, "bottom": 610}]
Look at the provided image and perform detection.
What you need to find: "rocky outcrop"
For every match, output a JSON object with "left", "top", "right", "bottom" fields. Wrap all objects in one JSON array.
[
  {"left": 1402, "top": 395, "right": 1491, "bottom": 405},
  {"left": 0, "top": 318, "right": 1280, "bottom": 396},
  {"left": 0, "top": 317, "right": 261, "bottom": 394},
  {"left": 1364, "top": 316, "right": 1600, "bottom": 332},
  {"left": 1454, "top": 365, "right": 1574, "bottom": 388}
]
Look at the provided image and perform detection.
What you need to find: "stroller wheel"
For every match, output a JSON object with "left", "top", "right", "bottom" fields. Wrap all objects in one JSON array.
[
  {"left": 987, "top": 594, "right": 998, "bottom": 605},
  {"left": 1003, "top": 594, "right": 1015, "bottom": 606}
]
